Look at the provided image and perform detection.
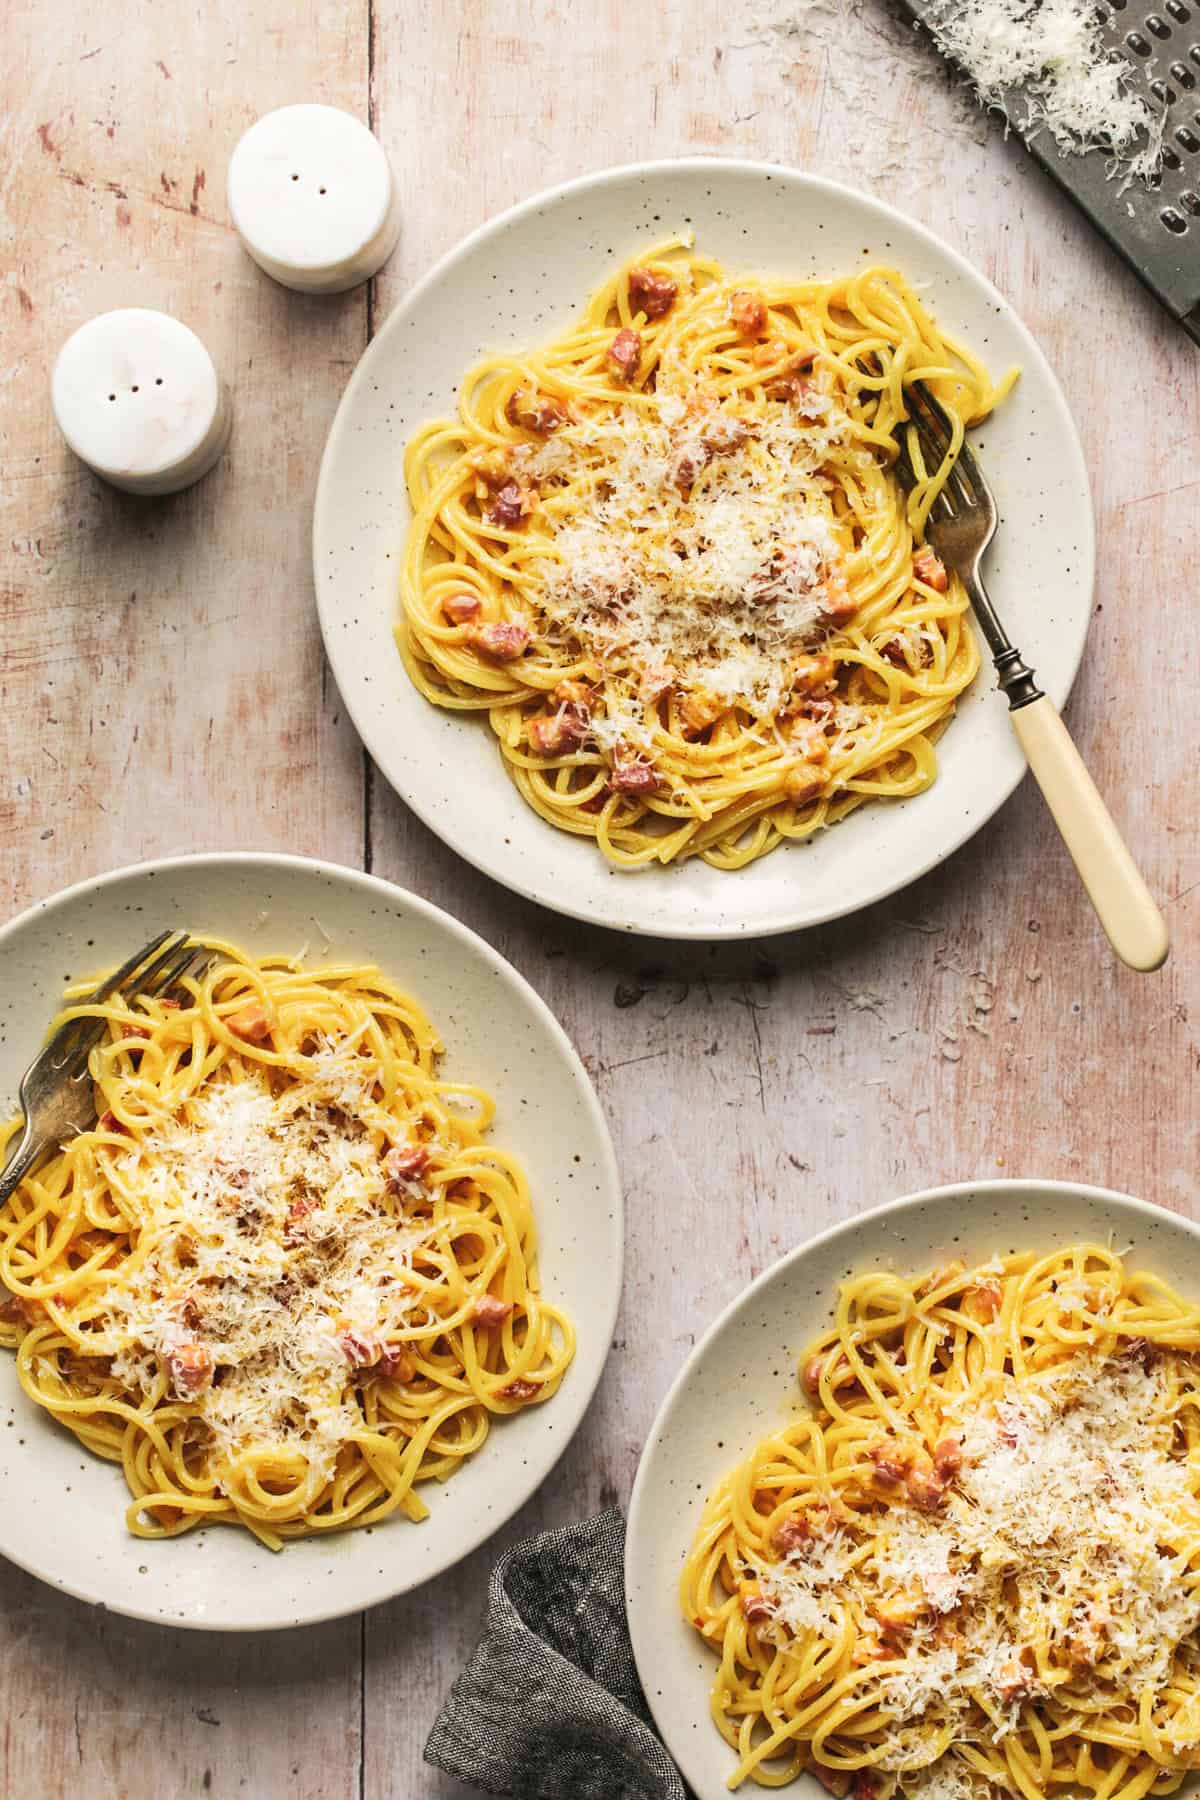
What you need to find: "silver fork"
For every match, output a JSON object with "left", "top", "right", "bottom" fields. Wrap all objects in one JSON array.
[
  {"left": 896, "top": 382, "right": 1169, "bottom": 974},
  {"left": 0, "top": 930, "right": 207, "bottom": 1203}
]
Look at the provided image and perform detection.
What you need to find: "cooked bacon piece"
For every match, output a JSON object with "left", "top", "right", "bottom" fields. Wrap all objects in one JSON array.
[
  {"left": 678, "top": 690, "right": 726, "bottom": 740},
  {"left": 809, "top": 1768, "right": 851, "bottom": 1798},
  {"left": 637, "top": 664, "right": 676, "bottom": 705},
  {"left": 995, "top": 1659, "right": 1035, "bottom": 1703},
  {"left": 442, "top": 592, "right": 482, "bottom": 624},
  {"left": 609, "top": 758, "right": 661, "bottom": 796},
  {"left": 179, "top": 1295, "right": 202, "bottom": 1331},
  {"left": 485, "top": 480, "right": 536, "bottom": 529},
  {"left": 528, "top": 704, "right": 590, "bottom": 757},
  {"left": 0, "top": 1288, "right": 33, "bottom": 1326},
  {"left": 751, "top": 338, "right": 786, "bottom": 367},
  {"left": 1067, "top": 1605, "right": 1109, "bottom": 1668},
  {"left": 783, "top": 766, "right": 826, "bottom": 807},
  {"left": 873, "top": 1588, "right": 926, "bottom": 1639},
  {"left": 739, "top": 1582, "right": 774, "bottom": 1623},
  {"left": 283, "top": 1197, "right": 317, "bottom": 1246},
  {"left": 905, "top": 1462, "right": 947, "bottom": 1511},
  {"left": 472, "top": 1295, "right": 513, "bottom": 1327},
  {"left": 628, "top": 266, "right": 677, "bottom": 319},
  {"left": 553, "top": 677, "right": 594, "bottom": 708},
  {"left": 384, "top": 1143, "right": 431, "bottom": 1186},
  {"left": 729, "top": 289, "right": 767, "bottom": 336},
  {"left": 851, "top": 1776, "right": 876, "bottom": 1800},
  {"left": 376, "top": 1343, "right": 414, "bottom": 1382},
  {"left": 505, "top": 386, "right": 569, "bottom": 434},
  {"left": 97, "top": 1109, "right": 131, "bottom": 1135},
  {"left": 339, "top": 1327, "right": 381, "bottom": 1369},
  {"left": 967, "top": 1276, "right": 1003, "bottom": 1322},
  {"left": 819, "top": 569, "right": 858, "bottom": 627},
  {"left": 121, "top": 1023, "right": 151, "bottom": 1042},
  {"left": 671, "top": 445, "right": 709, "bottom": 495},
  {"left": 850, "top": 1633, "right": 891, "bottom": 1667},
  {"left": 702, "top": 415, "right": 749, "bottom": 455},
  {"left": 791, "top": 653, "right": 835, "bottom": 695},
  {"left": 772, "top": 1512, "right": 816, "bottom": 1554},
  {"left": 228, "top": 1004, "right": 271, "bottom": 1043},
  {"left": 868, "top": 1443, "right": 912, "bottom": 1488},
  {"left": 913, "top": 545, "right": 949, "bottom": 592},
  {"left": 166, "top": 1342, "right": 214, "bottom": 1399},
  {"left": 467, "top": 447, "right": 513, "bottom": 491},
  {"left": 802, "top": 1349, "right": 857, "bottom": 1398},
  {"left": 499, "top": 1377, "right": 541, "bottom": 1401},
  {"left": 160, "top": 997, "right": 182, "bottom": 1011},
  {"left": 932, "top": 1436, "right": 962, "bottom": 1480},
  {"left": 467, "top": 622, "right": 530, "bottom": 662},
  {"left": 606, "top": 328, "right": 642, "bottom": 381}
]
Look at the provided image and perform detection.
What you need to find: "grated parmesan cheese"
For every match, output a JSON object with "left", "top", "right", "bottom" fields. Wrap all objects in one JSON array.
[
  {"left": 925, "top": 0, "right": 1164, "bottom": 181},
  {"left": 87, "top": 1042, "right": 441, "bottom": 1493},
  {"left": 748, "top": 1351, "right": 1200, "bottom": 1796},
  {"left": 530, "top": 377, "right": 860, "bottom": 723}
]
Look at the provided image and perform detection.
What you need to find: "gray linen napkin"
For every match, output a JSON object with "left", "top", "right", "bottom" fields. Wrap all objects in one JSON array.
[{"left": 424, "top": 1509, "right": 687, "bottom": 1799}]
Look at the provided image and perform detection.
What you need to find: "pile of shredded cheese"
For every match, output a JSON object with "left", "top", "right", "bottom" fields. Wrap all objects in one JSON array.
[
  {"left": 751, "top": 1352, "right": 1200, "bottom": 1793},
  {"left": 923, "top": 0, "right": 1164, "bottom": 180},
  {"left": 528, "top": 380, "right": 860, "bottom": 745},
  {"left": 97, "top": 1041, "right": 436, "bottom": 1485}
]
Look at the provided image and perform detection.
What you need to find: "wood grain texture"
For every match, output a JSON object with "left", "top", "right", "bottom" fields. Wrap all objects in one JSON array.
[{"left": 3, "top": 0, "right": 1197, "bottom": 1795}]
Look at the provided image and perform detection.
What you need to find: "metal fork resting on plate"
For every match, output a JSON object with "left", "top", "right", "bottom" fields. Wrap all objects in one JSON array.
[
  {"left": 896, "top": 382, "right": 1169, "bottom": 974},
  {"left": 0, "top": 929, "right": 206, "bottom": 1203}
]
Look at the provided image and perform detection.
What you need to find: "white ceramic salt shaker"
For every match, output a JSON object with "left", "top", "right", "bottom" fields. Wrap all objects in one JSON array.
[
  {"left": 51, "top": 309, "right": 232, "bottom": 496},
  {"left": 227, "top": 103, "right": 401, "bottom": 294}
]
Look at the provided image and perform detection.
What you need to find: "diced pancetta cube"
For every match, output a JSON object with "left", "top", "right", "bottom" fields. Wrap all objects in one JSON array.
[
  {"left": 628, "top": 266, "right": 677, "bottom": 319},
  {"left": 467, "top": 622, "right": 530, "bottom": 662},
  {"left": 729, "top": 289, "right": 767, "bottom": 336},
  {"left": 505, "top": 386, "right": 569, "bottom": 433},
  {"left": 228, "top": 1004, "right": 271, "bottom": 1043},
  {"left": 442, "top": 592, "right": 482, "bottom": 624},
  {"left": 384, "top": 1143, "right": 431, "bottom": 1186},
  {"left": 499, "top": 1377, "right": 541, "bottom": 1401},
  {"left": 166, "top": 1342, "right": 214, "bottom": 1399},
  {"left": 913, "top": 546, "right": 949, "bottom": 592},
  {"left": 606, "top": 328, "right": 642, "bottom": 381},
  {"left": 472, "top": 1295, "right": 513, "bottom": 1327}
]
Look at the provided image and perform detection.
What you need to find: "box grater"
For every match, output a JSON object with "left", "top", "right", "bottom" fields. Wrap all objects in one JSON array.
[{"left": 895, "top": 0, "right": 1200, "bottom": 345}]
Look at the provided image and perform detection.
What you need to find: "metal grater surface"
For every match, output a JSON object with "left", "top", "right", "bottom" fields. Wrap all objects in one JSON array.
[{"left": 895, "top": 0, "right": 1200, "bottom": 344}]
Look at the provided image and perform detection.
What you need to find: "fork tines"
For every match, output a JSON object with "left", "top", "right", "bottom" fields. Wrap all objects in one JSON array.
[{"left": 47, "top": 930, "right": 204, "bottom": 1076}]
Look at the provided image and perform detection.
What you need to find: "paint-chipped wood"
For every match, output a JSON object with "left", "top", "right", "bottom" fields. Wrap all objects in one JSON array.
[{"left": 3, "top": 2, "right": 1196, "bottom": 1796}]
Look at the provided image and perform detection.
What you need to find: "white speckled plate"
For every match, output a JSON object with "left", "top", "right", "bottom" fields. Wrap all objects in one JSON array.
[
  {"left": 626, "top": 1179, "right": 1199, "bottom": 1798},
  {"left": 0, "top": 854, "right": 622, "bottom": 1630},
  {"left": 314, "top": 159, "right": 1094, "bottom": 939}
]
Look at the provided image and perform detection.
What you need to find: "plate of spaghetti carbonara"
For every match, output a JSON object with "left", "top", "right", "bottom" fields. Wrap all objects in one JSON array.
[
  {"left": 315, "top": 160, "right": 1094, "bottom": 938},
  {"left": 0, "top": 854, "right": 621, "bottom": 1629},
  {"left": 626, "top": 1181, "right": 1200, "bottom": 1800}
]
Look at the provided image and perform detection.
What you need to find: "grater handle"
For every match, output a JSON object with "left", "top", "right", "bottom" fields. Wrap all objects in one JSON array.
[{"left": 1009, "top": 696, "right": 1169, "bottom": 972}]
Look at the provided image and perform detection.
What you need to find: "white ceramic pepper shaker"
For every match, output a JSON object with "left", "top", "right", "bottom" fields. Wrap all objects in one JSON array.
[
  {"left": 227, "top": 103, "right": 401, "bottom": 294},
  {"left": 51, "top": 309, "right": 232, "bottom": 496}
]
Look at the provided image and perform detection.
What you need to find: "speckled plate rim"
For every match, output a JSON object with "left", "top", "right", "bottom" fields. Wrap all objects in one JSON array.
[
  {"left": 625, "top": 1178, "right": 1195, "bottom": 1798},
  {"left": 0, "top": 852, "right": 624, "bottom": 1630},
  {"left": 313, "top": 156, "right": 1095, "bottom": 941}
]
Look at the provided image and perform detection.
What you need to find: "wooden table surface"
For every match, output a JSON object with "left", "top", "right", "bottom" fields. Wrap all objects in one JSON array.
[{"left": 2, "top": 1, "right": 1196, "bottom": 1793}]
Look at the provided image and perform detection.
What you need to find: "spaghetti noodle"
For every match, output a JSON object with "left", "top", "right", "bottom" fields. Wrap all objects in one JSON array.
[
  {"left": 0, "top": 944, "right": 573, "bottom": 1548},
  {"left": 399, "top": 240, "right": 1015, "bottom": 869},
  {"left": 681, "top": 1246, "right": 1200, "bottom": 1797}
]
